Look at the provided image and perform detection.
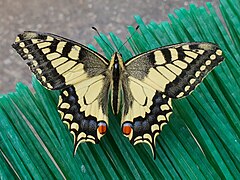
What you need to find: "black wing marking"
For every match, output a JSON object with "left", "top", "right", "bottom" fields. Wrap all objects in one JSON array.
[{"left": 12, "top": 31, "right": 109, "bottom": 90}]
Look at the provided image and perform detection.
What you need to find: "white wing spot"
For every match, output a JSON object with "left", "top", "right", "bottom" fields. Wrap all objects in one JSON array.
[
  {"left": 36, "top": 68, "right": 42, "bottom": 74},
  {"left": 32, "top": 60, "right": 38, "bottom": 66},
  {"left": 19, "top": 42, "right": 25, "bottom": 48},
  {"left": 195, "top": 71, "right": 201, "bottom": 77},
  {"left": 71, "top": 122, "right": 79, "bottom": 131},
  {"left": 15, "top": 36, "right": 20, "bottom": 43},
  {"left": 210, "top": 54, "right": 216, "bottom": 60},
  {"left": 176, "top": 92, "right": 184, "bottom": 98},
  {"left": 65, "top": 113, "right": 74, "bottom": 121},
  {"left": 143, "top": 134, "right": 152, "bottom": 141},
  {"left": 23, "top": 48, "right": 29, "bottom": 54},
  {"left": 190, "top": 78, "right": 196, "bottom": 84},
  {"left": 166, "top": 112, "right": 172, "bottom": 120},
  {"left": 160, "top": 104, "right": 170, "bottom": 111},
  {"left": 167, "top": 99, "right": 172, "bottom": 107},
  {"left": 63, "top": 90, "right": 69, "bottom": 96},
  {"left": 200, "top": 65, "right": 206, "bottom": 71},
  {"left": 157, "top": 115, "right": 166, "bottom": 122},
  {"left": 28, "top": 54, "right": 34, "bottom": 59},
  {"left": 58, "top": 109, "right": 64, "bottom": 119},
  {"left": 77, "top": 132, "right": 87, "bottom": 141},
  {"left": 160, "top": 122, "right": 167, "bottom": 130},
  {"left": 216, "top": 49, "right": 222, "bottom": 56},
  {"left": 61, "top": 102, "right": 71, "bottom": 109},
  {"left": 151, "top": 124, "right": 159, "bottom": 132},
  {"left": 41, "top": 76, "right": 47, "bottom": 82},
  {"left": 184, "top": 85, "right": 191, "bottom": 92},
  {"left": 47, "top": 83, "right": 53, "bottom": 89},
  {"left": 205, "top": 60, "right": 211, "bottom": 66}
]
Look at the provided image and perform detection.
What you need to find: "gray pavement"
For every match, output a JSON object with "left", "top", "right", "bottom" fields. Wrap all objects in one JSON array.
[{"left": 0, "top": 0, "right": 220, "bottom": 94}]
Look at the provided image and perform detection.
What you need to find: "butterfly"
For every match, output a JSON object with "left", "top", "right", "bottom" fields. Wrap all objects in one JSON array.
[{"left": 12, "top": 31, "right": 224, "bottom": 159}]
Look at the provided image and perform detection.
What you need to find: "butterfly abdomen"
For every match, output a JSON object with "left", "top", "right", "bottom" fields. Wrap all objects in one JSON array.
[{"left": 109, "top": 53, "right": 125, "bottom": 115}]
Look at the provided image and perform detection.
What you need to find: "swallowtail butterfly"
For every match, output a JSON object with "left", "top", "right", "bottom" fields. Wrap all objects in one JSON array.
[{"left": 12, "top": 31, "right": 224, "bottom": 158}]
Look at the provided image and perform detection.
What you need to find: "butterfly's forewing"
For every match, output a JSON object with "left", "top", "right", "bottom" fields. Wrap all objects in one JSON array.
[
  {"left": 12, "top": 31, "right": 110, "bottom": 152},
  {"left": 12, "top": 31, "right": 109, "bottom": 89},
  {"left": 122, "top": 42, "right": 224, "bottom": 158}
]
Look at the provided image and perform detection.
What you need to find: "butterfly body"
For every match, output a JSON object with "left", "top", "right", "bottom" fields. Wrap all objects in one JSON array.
[
  {"left": 12, "top": 31, "right": 224, "bottom": 158},
  {"left": 109, "top": 52, "right": 124, "bottom": 115}
]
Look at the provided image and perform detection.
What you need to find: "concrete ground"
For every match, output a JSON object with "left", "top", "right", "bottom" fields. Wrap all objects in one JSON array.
[{"left": 0, "top": 0, "right": 220, "bottom": 94}]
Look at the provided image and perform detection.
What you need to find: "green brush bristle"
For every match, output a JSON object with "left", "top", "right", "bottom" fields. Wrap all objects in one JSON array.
[{"left": 1, "top": 1, "right": 240, "bottom": 179}]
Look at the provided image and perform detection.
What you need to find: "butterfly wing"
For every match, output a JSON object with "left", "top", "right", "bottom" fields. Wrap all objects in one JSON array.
[
  {"left": 12, "top": 31, "right": 110, "bottom": 152},
  {"left": 12, "top": 31, "right": 109, "bottom": 90},
  {"left": 122, "top": 42, "right": 224, "bottom": 158},
  {"left": 58, "top": 78, "right": 110, "bottom": 154}
]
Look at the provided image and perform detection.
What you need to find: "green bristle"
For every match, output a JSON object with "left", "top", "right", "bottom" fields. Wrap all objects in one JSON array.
[{"left": 1, "top": 1, "right": 240, "bottom": 178}]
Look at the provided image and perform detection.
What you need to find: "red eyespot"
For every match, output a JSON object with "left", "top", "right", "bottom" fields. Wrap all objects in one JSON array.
[
  {"left": 97, "top": 122, "right": 107, "bottom": 134},
  {"left": 122, "top": 122, "right": 132, "bottom": 135}
]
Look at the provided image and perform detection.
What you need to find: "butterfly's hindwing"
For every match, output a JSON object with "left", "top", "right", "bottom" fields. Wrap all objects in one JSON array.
[
  {"left": 121, "top": 76, "right": 172, "bottom": 158},
  {"left": 58, "top": 75, "right": 110, "bottom": 153},
  {"left": 12, "top": 31, "right": 109, "bottom": 90}
]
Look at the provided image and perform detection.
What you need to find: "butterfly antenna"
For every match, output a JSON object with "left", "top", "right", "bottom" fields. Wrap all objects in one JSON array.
[
  {"left": 117, "top": 25, "right": 140, "bottom": 52},
  {"left": 92, "top": 26, "right": 115, "bottom": 53}
]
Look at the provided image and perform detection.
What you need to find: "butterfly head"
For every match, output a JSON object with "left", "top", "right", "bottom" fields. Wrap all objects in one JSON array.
[
  {"left": 108, "top": 52, "right": 124, "bottom": 71},
  {"left": 114, "top": 52, "right": 122, "bottom": 61}
]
